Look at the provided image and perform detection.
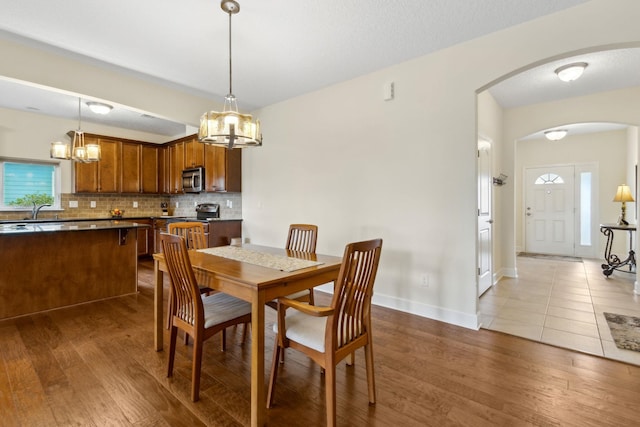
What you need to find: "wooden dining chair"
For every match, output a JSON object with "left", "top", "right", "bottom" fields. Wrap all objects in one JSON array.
[
  {"left": 166, "top": 222, "right": 213, "bottom": 332},
  {"left": 267, "top": 238, "right": 383, "bottom": 427},
  {"left": 161, "top": 233, "right": 252, "bottom": 402},
  {"left": 266, "top": 224, "right": 318, "bottom": 311}
]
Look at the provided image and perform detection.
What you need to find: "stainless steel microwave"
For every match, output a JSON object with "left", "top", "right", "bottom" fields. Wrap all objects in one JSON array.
[{"left": 182, "top": 167, "right": 204, "bottom": 193}]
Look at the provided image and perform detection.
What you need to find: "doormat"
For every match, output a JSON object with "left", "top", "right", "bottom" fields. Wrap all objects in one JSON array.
[
  {"left": 518, "top": 252, "right": 583, "bottom": 262},
  {"left": 604, "top": 313, "right": 640, "bottom": 352}
]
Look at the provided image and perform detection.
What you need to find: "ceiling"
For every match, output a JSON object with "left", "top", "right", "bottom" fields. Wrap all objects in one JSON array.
[{"left": 1, "top": 0, "right": 637, "bottom": 139}]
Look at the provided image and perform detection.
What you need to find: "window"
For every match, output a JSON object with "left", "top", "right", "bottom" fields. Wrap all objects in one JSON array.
[
  {"left": 534, "top": 173, "right": 564, "bottom": 185},
  {"left": 0, "top": 159, "right": 61, "bottom": 210}
]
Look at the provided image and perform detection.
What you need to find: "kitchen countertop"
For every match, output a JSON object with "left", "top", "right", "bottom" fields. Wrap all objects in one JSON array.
[
  {"left": 0, "top": 216, "right": 243, "bottom": 225},
  {"left": 0, "top": 220, "right": 150, "bottom": 235}
]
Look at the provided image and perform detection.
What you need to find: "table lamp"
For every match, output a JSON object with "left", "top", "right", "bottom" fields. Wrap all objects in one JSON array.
[{"left": 613, "top": 184, "right": 634, "bottom": 225}]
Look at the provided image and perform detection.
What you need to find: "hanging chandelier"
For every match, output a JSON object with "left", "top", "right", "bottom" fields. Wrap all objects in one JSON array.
[
  {"left": 198, "top": 0, "right": 262, "bottom": 149},
  {"left": 50, "top": 97, "right": 101, "bottom": 162}
]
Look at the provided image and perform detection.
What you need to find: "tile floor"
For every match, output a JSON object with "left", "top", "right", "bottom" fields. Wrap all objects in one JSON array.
[{"left": 479, "top": 255, "right": 640, "bottom": 366}]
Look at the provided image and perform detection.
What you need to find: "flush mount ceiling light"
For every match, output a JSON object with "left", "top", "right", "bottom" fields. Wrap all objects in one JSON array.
[
  {"left": 50, "top": 98, "right": 101, "bottom": 162},
  {"left": 544, "top": 129, "right": 568, "bottom": 141},
  {"left": 198, "top": 0, "right": 262, "bottom": 149},
  {"left": 554, "top": 62, "right": 588, "bottom": 82},
  {"left": 86, "top": 101, "right": 113, "bottom": 115}
]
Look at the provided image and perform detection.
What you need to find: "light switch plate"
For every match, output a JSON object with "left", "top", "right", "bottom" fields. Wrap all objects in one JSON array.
[
  {"left": 69, "top": 200, "right": 78, "bottom": 208},
  {"left": 133, "top": 201, "right": 138, "bottom": 208},
  {"left": 90, "top": 201, "right": 96, "bottom": 208}
]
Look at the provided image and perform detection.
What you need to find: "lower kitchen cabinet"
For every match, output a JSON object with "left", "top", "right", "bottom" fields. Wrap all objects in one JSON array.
[
  {"left": 135, "top": 219, "right": 154, "bottom": 256},
  {"left": 207, "top": 220, "right": 242, "bottom": 247}
]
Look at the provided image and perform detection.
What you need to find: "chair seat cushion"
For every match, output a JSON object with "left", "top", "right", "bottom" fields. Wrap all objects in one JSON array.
[
  {"left": 273, "top": 310, "right": 327, "bottom": 352},
  {"left": 203, "top": 293, "right": 251, "bottom": 329}
]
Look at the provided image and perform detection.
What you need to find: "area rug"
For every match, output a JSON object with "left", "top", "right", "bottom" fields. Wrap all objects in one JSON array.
[
  {"left": 518, "top": 252, "right": 583, "bottom": 262},
  {"left": 603, "top": 312, "right": 640, "bottom": 352}
]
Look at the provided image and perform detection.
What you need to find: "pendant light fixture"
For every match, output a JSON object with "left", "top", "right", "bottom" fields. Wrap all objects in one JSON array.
[
  {"left": 199, "top": 0, "right": 262, "bottom": 149},
  {"left": 51, "top": 98, "right": 101, "bottom": 162}
]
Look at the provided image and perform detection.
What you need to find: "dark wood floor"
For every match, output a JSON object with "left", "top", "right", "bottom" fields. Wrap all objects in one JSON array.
[{"left": 1, "top": 259, "right": 639, "bottom": 426}]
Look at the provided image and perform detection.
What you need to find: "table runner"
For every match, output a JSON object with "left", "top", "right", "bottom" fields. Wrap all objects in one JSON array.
[{"left": 198, "top": 246, "right": 324, "bottom": 272}]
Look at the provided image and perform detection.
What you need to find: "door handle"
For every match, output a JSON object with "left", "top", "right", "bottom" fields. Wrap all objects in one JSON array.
[{"left": 487, "top": 219, "right": 494, "bottom": 224}]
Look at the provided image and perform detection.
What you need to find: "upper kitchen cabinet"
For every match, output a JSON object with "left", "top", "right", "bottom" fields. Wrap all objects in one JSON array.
[
  {"left": 141, "top": 145, "right": 160, "bottom": 193},
  {"left": 74, "top": 135, "right": 120, "bottom": 193},
  {"left": 75, "top": 134, "right": 161, "bottom": 194},
  {"left": 121, "top": 141, "right": 141, "bottom": 193},
  {"left": 184, "top": 136, "right": 204, "bottom": 169},
  {"left": 167, "top": 141, "right": 185, "bottom": 194},
  {"left": 203, "top": 144, "right": 241, "bottom": 192}
]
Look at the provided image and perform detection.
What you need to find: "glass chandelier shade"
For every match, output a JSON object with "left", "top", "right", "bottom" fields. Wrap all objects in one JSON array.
[
  {"left": 50, "top": 97, "right": 101, "bottom": 162},
  {"left": 198, "top": 0, "right": 262, "bottom": 149}
]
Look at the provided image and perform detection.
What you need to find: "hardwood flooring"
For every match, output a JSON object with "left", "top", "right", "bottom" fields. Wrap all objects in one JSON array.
[{"left": 1, "top": 259, "right": 639, "bottom": 426}]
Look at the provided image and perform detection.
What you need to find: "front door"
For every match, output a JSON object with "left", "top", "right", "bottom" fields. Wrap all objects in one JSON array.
[
  {"left": 477, "top": 139, "right": 492, "bottom": 296},
  {"left": 525, "top": 166, "right": 575, "bottom": 256}
]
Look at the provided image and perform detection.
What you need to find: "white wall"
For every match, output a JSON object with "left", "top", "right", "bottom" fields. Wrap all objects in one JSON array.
[{"left": 3, "top": 0, "right": 640, "bottom": 328}]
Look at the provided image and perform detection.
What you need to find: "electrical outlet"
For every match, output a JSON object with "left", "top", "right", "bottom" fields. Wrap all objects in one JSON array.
[
  {"left": 421, "top": 275, "right": 429, "bottom": 288},
  {"left": 90, "top": 201, "right": 96, "bottom": 208},
  {"left": 69, "top": 200, "right": 78, "bottom": 208},
  {"left": 175, "top": 202, "right": 179, "bottom": 208},
  {"left": 133, "top": 201, "right": 138, "bottom": 208}
]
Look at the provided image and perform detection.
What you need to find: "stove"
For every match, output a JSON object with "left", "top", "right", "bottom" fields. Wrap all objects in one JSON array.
[{"left": 195, "top": 203, "right": 220, "bottom": 220}]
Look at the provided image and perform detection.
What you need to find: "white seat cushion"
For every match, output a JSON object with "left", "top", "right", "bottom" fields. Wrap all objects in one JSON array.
[
  {"left": 273, "top": 310, "right": 327, "bottom": 353},
  {"left": 202, "top": 293, "right": 251, "bottom": 329}
]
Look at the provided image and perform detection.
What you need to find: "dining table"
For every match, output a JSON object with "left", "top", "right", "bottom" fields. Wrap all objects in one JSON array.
[{"left": 152, "top": 243, "right": 343, "bottom": 426}]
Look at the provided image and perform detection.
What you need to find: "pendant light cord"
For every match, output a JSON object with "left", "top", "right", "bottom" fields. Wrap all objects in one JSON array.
[{"left": 228, "top": 11, "right": 233, "bottom": 96}]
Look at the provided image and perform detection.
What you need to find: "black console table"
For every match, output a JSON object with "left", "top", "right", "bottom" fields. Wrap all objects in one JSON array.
[{"left": 600, "top": 223, "right": 636, "bottom": 277}]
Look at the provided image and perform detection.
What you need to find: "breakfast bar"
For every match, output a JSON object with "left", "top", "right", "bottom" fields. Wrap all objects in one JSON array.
[{"left": 0, "top": 220, "right": 148, "bottom": 320}]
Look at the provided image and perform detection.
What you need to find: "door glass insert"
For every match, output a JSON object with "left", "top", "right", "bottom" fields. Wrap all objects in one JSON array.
[{"left": 534, "top": 173, "right": 565, "bottom": 185}]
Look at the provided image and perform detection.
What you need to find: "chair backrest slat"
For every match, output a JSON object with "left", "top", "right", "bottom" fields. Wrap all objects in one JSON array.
[
  {"left": 168, "top": 222, "right": 208, "bottom": 250},
  {"left": 286, "top": 224, "right": 318, "bottom": 253},
  {"left": 330, "top": 239, "right": 382, "bottom": 349}
]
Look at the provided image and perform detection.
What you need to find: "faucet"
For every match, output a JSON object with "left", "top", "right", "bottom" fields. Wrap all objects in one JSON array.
[{"left": 32, "top": 202, "right": 52, "bottom": 220}]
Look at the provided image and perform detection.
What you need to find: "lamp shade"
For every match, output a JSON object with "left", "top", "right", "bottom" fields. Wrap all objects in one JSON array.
[
  {"left": 555, "top": 62, "right": 588, "bottom": 82},
  {"left": 613, "top": 184, "right": 634, "bottom": 202},
  {"left": 544, "top": 129, "right": 568, "bottom": 141}
]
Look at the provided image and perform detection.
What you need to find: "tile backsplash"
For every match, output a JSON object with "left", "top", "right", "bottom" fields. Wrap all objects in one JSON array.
[{"left": 0, "top": 193, "right": 242, "bottom": 221}]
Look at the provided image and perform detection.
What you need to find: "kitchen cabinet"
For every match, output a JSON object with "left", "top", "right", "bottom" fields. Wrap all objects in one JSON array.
[
  {"left": 157, "top": 146, "right": 169, "bottom": 194},
  {"left": 168, "top": 142, "right": 185, "bottom": 194},
  {"left": 203, "top": 144, "right": 241, "bottom": 192},
  {"left": 74, "top": 136, "right": 120, "bottom": 193},
  {"left": 121, "top": 141, "right": 142, "bottom": 193},
  {"left": 141, "top": 145, "right": 160, "bottom": 193},
  {"left": 184, "top": 137, "right": 204, "bottom": 169},
  {"left": 208, "top": 220, "right": 242, "bottom": 247},
  {"left": 135, "top": 218, "right": 153, "bottom": 256}
]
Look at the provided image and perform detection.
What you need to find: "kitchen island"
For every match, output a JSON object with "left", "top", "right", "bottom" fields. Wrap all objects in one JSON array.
[{"left": 0, "top": 220, "right": 148, "bottom": 320}]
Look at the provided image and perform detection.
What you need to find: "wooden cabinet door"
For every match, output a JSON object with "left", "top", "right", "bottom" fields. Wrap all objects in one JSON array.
[
  {"left": 97, "top": 139, "right": 120, "bottom": 193},
  {"left": 203, "top": 145, "right": 242, "bottom": 192},
  {"left": 208, "top": 220, "right": 242, "bottom": 247},
  {"left": 74, "top": 134, "right": 99, "bottom": 192},
  {"left": 157, "top": 146, "right": 169, "bottom": 194},
  {"left": 121, "top": 142, "right": 141, "bottom": 193},
  {"left": 168, "top": 142, "right": 185, "bottom": 194},
  {"left": 141, "top": 145, "right": 159, "bottom": 193},
  {"left": 184, "top": 138, "right": 204, "bottom": 168}
]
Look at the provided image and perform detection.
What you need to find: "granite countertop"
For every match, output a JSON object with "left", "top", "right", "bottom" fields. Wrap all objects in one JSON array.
[
  {"left": 0, "top": 220, "right": 150, "bottom": 235},
  {"left": 0, "top": 216, "right": 242, "bottom": 225}
]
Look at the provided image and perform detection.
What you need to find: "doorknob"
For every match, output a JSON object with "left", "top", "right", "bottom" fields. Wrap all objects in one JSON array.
[
  {"left": 487, "top": 219, "right": 494, "bottom": 224},
  {"left": 526, "top": 213, "right": 532, "bottom": 216}
]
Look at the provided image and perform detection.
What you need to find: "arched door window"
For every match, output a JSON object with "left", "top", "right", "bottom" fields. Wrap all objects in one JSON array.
[{"left": 534, "top": 173, "right": 565, "bottom": 185}]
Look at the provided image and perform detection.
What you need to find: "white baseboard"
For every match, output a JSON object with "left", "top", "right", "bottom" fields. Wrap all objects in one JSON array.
[{"left": 315, "top": 285, "right": 481, "bottom": 330}]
